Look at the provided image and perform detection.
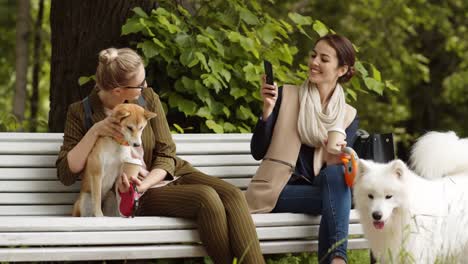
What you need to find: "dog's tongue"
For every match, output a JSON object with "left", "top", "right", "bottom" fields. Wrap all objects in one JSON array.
[{"left": 373, "top": 221, "right": 385, "bottom": 229}]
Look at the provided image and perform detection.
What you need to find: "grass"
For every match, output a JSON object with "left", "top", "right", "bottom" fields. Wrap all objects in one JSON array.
[{"left": 142, "top": 250, "right": 371, "bottom": 264}]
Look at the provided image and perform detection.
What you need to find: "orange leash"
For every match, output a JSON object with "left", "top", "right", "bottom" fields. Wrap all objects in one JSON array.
[{"left": 340, "top": 147, "right": 359, "bottom": 187}]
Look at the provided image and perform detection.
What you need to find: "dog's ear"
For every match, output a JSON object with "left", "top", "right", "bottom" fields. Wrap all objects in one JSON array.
[
  {"left": 144, "top": 110, "right": 157, "bottom": 121},
  {"left": 356, "top": 159, "right": 371, "bottom": 183},
  {"left": 113, "top": 108, "right": 131, "bottom": 121},
  {"left": 390, "top": 159, "right": 407, "bottom": 179}
]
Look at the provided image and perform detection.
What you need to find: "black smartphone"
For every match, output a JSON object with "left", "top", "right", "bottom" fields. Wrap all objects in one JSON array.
[{"left": 264, "top": 60, "right": 274, "bottom": 85}]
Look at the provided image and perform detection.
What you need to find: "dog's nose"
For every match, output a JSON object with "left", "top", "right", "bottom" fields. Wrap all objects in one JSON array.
[
  {"left": 372, "top": 211, "right": 383, "bottom": 221},
  {"left": 133, "top": 143, "right": 141, "bottom": 147}
]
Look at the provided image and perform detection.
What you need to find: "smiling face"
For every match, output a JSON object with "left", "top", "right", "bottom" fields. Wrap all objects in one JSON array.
[{"left": 308, "top": 40, "right": 348, "bottom": 87}]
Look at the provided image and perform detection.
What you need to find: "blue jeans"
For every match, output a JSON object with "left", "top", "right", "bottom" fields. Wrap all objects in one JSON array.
[{"left": 271, "top": 165, "right": 351, "bottom": 263}]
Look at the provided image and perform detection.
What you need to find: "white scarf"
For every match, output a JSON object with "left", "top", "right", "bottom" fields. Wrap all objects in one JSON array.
[{"left": 297, "top": 80, "right": 346, "bottom": 148}]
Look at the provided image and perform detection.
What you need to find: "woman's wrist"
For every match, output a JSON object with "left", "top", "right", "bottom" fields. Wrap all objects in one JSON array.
[
  {"left": 262, "top": 106, "right": 273, "bottom": 120},
  {"left": 87, "top": 125, "right": 100, "bottom": 139}
]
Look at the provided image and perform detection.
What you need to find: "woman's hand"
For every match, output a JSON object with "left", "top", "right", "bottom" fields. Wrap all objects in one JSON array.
[
  {"left": 137, "top": 167, "right": 149, "bottom": 181},
  {"left": 117, "top": 173, "right": 143, "bottom": 193},
  {"left": 324, "top": 140, "right": 349, "bottom": 165},
  {"left": 90, "top": 115, "right": 123, "bottom": 139},
  {"left": 260, "top": 75, "right": 278, "bottom": 120}
]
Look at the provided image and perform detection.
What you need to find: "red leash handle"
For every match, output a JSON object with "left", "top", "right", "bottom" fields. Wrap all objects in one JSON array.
[{"left": 340, "top": 147, "right": 359, "bottom": 187}]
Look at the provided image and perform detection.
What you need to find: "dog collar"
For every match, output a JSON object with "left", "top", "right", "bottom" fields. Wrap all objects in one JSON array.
[{"left": 113, "top": 137, "right": 129, "bottom": 146}]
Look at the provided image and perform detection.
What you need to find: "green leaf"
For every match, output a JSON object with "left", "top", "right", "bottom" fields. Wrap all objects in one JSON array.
[
  {"left": 312, "top": 20, "right": 329, "bottom": 37},
  {"left": 242, "top": 62, "right": 261, "bottom": 83},
  {"left": 371, "top": 64, "right": 381, "bottom": 82},
  {"left": 206, "top": 120, "right": 224, "bottom": 133},
  {"left": 175, "top": 34, "right": 192, "bottom": 48},
  {"left": 385, "top": 80, "right": 399, "bottom": 91},
  {"left": 222, "top": 106, "right": 230, "bottom": 118},
  {"left": 239, "top": 38, "right": 258, "bottom": 58},
  {"left": 228, "top": 32, "right": 259, "bottom": 58},
  {"left": 156, "top": 15, "right": 179, "bottom": 34},
  {"left": 78, "top": 76, "right": 91, "bottom": 86},
  {"left": 121, "top": 18, "right": 144, "bottom": 35},
  {"left": 180, "top": 51, "right": 197, "bottom": 67},
  {"left": 236, "top": 105, "right": 256, "bottom": 121},
  {"left": 132, "top": 7, "right": 149, "bottom": 18},
  {"left": 202, "top": 74, "right": 222, "bottom": 93},
  {"left": 137, "top": 40, "right": 159, "bottom": 59},
  {"left": 195, "top": 52, "right": 209, "bottom": 71},
  {"left": 230, "top": 86, "right": 248, "bottom": 99},
  {"left": 239, "top": 7, "right": 259, "bottom": 25},
  {"left": 350, "top": 77, "right": 362, "bottom": 91},
  {"left": 346, "top": 88, "right": 357, "bottom": 101},
  {"left": 196, "top": 107, "right": 213, "bottom": 119},
  {"left": 194, "top": 81, "right": 212, "bottom": 104},
  {"left": 172, "top": 123, "right": 184, "bottom": 134},
  {"left": 288, "top": 13, "right": 313, "bottom": 26},
  {"left": 258, "top": 23, "right": 276, "bottom": 45},
  {"left": 168, "top": 93, "right": 198, "bottom": 116},
  {"left": 364, "top": 77, "right": 385, "bottom": 95},
  {"left": 152, "top": 37, "right": 165, "bottom": 48},
  {"left": 176, "top": 5, "right": 191, "bottom": 17},
  {"left": 197, "top": 34, "right": 218, "bottom": 52},
  {"left": 223, "top": 122, "right": 237, "bottom": 133},
  {"left": 354, "top": 61, "right": 368, "bottom": 77}
]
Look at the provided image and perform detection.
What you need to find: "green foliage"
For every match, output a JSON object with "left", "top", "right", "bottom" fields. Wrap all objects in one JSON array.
[
  {"left": 0, "top": 0, "right": 17, "bottom": 128},
  {"left": 0, "top": 0, "right": 51, "bottom": 132},
  {"left": 146, "top": 250, "right": 370, "bottom": 263},
  {"left": 264, "top": 0, "right": 468, "bottom": 155},
  {"left": 122, "top": 0, "right": 389, "bottom": 133}
]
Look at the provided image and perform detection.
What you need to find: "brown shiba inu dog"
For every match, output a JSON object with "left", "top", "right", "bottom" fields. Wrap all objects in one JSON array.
[{"left": 72, "top": 103, "right": 156, "bottom": 217}]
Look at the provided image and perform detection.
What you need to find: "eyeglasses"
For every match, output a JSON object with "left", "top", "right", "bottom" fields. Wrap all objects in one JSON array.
[{"left": 123, "top": 78, "right": 147, "bottom": 90}]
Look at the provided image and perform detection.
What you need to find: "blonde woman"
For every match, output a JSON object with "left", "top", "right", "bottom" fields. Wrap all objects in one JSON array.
[
  {"left": 56, "top": 47, "right": 265, "bottom": 264},
  {"left": 246, "top": 34, "right": 359, "bottom": 264}
]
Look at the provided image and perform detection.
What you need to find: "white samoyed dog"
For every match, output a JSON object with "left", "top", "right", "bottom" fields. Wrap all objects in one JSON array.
[{"left": 353, "top": 131, "right": 468, "bottom": 263}]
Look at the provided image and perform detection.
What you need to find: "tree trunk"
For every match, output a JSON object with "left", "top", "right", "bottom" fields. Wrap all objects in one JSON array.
[
  {"left": 31, "top": 0, "right": 44, "bottom": 132},
  {"left": 49, "top": 0, "right": 158, "bottom": 132},
  {"left": 14, "top": 0, "right": 30, "bottom": 130}
]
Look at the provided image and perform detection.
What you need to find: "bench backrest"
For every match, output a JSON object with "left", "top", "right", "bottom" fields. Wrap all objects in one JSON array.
[{"left": 0, "top": 133, "right": 259, "bottom": 216}]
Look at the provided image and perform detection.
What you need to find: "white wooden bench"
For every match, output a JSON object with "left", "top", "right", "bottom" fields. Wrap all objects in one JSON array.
[{"left": 0, "top": 133, "right": 368, "bottom": 262}]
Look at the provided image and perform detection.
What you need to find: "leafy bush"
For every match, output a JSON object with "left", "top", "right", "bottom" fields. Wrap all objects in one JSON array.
[{"left": 122, "top": 0, "right": 392, "bottom": 133}]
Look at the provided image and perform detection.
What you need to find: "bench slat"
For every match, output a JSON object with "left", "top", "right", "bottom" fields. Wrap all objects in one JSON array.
[
  {"left": 0, "top": 166, "right": 257, "bottom": 180},
  {"left": 0, "top": 225, "right": 363, "bottom": 246},
  {"left": 0, "top": 154, "right": 259, "bottom": 167},
  {"left": 0, "top": 133, "right": 252, "bottom": 142},
  {"left": 0, "top": 193, "right": 79, "bottom": 204},
  {"left": 0, "top": 181, "right": 80, "bottom": 192},
  {"left": 0, "top": 142, "right": 252, "bottom": 155},
  {"left": 0, "top": 178, "right": 250, "bottom": 195},
  {"left": 0, "top": 238, "right": 369, "bottom": 262},
  {"left": 0, "top": 168, "right": 56, "bottom": 180},
  {"left": 0, "top": 211, "right": 361, "bottom": 231},
  {"left": 0, "top": 205, "right": 72, "bottom": 216}
]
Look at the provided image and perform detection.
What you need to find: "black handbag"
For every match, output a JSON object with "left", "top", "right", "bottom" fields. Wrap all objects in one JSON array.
[{"left": 352, "top": 129, "right": 395, "bottom": 163}]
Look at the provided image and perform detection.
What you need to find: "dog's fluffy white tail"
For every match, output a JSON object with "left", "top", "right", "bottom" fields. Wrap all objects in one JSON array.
[{"left": 410, "top": 131, "right": 468, "bottom": 179}]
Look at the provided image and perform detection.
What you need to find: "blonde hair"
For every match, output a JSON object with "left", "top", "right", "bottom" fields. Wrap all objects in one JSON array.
[{"left": 95, "top": 48, "right": 143, "bottom": 90}]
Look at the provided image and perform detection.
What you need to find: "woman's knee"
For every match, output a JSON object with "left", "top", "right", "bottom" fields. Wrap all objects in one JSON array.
[
  {"left": 321, "top": 165, "right": 347, "bottom": 187},
  {"left": 196, "top": 185, "right": 224, "bottom": 212},
  {"left": 221, "top": 185, "right": 244, "bottom": 201}
]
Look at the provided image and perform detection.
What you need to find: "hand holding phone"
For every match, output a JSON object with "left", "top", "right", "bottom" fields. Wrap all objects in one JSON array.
[
  {"left": 261, "top": 60, "right": 277, "bottom": 119},
  {"left": 264, "top": 60, "right": 274, "bottom": 85}
]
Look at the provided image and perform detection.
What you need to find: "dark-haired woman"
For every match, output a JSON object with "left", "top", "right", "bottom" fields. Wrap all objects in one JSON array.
[{"left": 246, "top": 34, "right": 359, "bottom": 264}]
